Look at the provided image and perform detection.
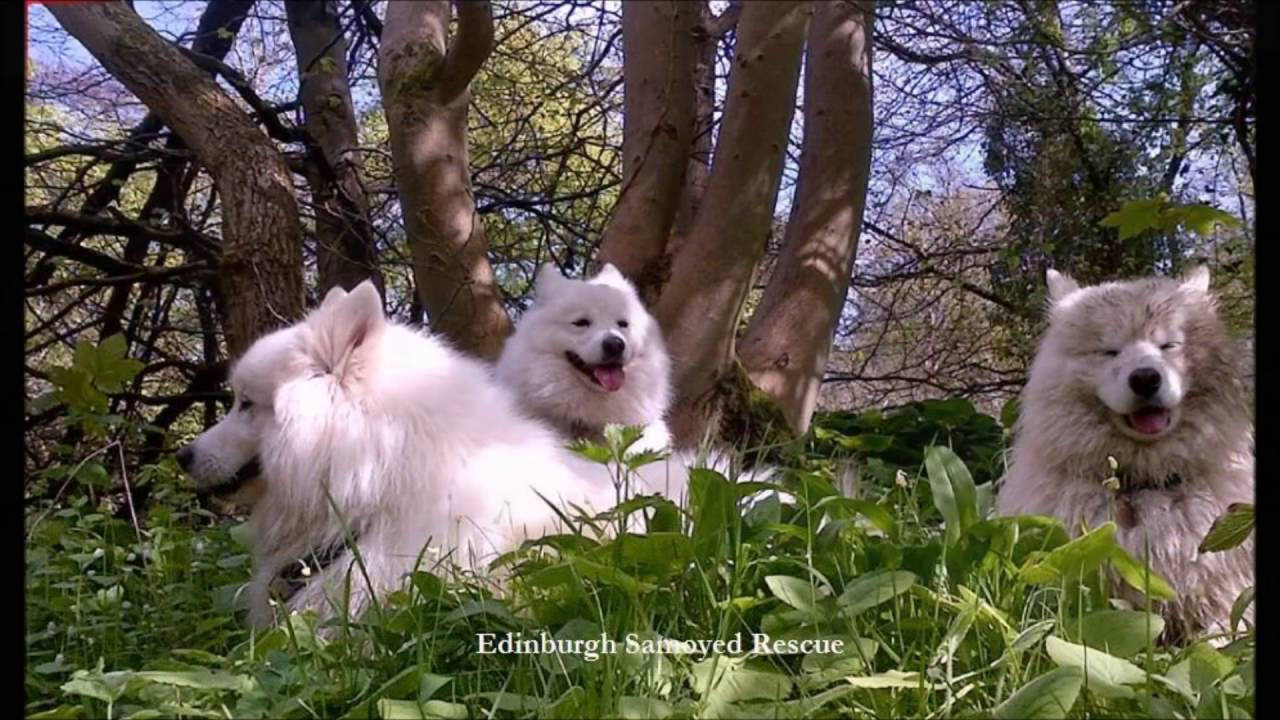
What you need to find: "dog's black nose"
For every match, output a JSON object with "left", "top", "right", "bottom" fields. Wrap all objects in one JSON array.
[
  {"left": 602, "top": 335, "right": 626, "bottom": 360},
  {"left": 176, "top": 446, "right": 194, "bottom": 472},
  {"left": 1128, "top": 367, "right": 1162, "bottom": 398}
]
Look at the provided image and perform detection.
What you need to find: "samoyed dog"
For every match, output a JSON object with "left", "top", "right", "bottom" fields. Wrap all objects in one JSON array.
[
  {"left": 998, "top": 266, "right": 1254, "bottom": 642},
  {"left": 178, "top": 282, "right": 668, "bottom": 629},
  {"left": 495, "top": 263, "right": 672, "bottom": 453}
]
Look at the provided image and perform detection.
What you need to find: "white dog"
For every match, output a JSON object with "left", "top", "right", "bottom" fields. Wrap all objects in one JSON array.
[
  {"left": 495, "top": 263, "right": 672, "bottom": 453},
  {"left": 178, "top": 282, "right": 673, "bottom": 629},
  {"left": 998, "top": 267, "right": 1254, "bottom": 642}
]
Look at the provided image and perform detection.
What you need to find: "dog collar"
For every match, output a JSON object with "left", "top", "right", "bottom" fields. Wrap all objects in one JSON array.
[
  {"left": 1116, "top": 470, "right": 1186, "bottom": 493},
  {"left": 273, "top": 536, "right": 353, "bottom": 602}
]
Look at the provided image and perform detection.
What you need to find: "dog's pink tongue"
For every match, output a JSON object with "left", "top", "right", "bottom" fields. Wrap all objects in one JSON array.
[
  {"left": 1129, "top": 408, "right": 1171, "bottom": 435},
  {"left": 593, "top": 366, "right": 626, "bottom": 392}
]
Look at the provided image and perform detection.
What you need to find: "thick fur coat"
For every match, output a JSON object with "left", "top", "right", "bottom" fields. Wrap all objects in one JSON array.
[{"left": 998, "top": 267, "right": 1254, "bottom": 642}]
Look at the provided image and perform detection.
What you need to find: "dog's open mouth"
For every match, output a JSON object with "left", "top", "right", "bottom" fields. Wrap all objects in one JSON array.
[
  {"left": 203, "top": 457, "right": 262, "bottom": 498},
  {"left": 1124, "top": 407, "right": 1173, "bottom": 437},
  {"left": 565, "top": 351, "right": 625, "bottom": 392}
]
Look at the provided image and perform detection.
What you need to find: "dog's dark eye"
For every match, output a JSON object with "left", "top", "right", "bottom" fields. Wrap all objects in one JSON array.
[
  {"left": 1160, "top": 342, "right": 1179, "bottom": 351},
  {"left": 240, "top": 399, "right": 255, "bottom": 411},
  {"left": 617, "top": 320, "right": 629, "bottom": 328},
  {"left": 572, "top": 318, "right": 591, "bottom": 328},
  {"left": 1102, "top": 350, "right": 1119, "bottom": 357}
]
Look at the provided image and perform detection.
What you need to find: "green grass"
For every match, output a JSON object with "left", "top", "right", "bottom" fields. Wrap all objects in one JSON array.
[{"left": 25, "top": 412, "right": 1254, "bottom": 719}]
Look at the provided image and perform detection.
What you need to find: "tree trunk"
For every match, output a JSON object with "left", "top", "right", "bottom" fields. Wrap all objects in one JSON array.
[
  {"left": 376, "top": 0, "right": 511, "bottom": 359},
  {"left": 593, "top": 0, "right": 700, "bottom": 303},
  {"left": 739, "top": 1, "right": 875, "bottom": 436},
  {"left": 49, "top": 2, "right": 304, "bottom": 357},
  {"left": 100, "top": 0, "right": 255, "bottom": 345},
  {"left": 668, "top": 1, "right": 743, "bottom": 258},
  {"left": 653, "top": 1, "right": 812, "bottom": 447},
  {"left": 285, "top": 0, "right": 383, "bottom": 297}
]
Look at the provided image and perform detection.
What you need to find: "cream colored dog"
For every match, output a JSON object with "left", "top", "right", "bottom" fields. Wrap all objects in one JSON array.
[{"left": 998, "top": 267, "right": 1254, "bottom": 642}]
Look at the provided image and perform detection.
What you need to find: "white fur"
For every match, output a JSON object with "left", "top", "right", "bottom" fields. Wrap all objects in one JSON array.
[
  {"left": 494, "top": 263, "right": 672, "bottom": 452},
  {"left": 183, "top": 282, "right": 681, "bottom": 629},
  {"left": 998, "top": 267, "right": 1254, "bottom": 642}
]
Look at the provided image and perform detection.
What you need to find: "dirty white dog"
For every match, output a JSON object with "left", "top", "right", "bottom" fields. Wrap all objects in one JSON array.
[
  {"left": 495, "top": 263, "right": 672, "bottom": 453},
  {"left": 998, "top": 267, "right": 1254, "bottom": 642},
  {"left": 178, "top": 282, "right": 664, "bottom": 629}
]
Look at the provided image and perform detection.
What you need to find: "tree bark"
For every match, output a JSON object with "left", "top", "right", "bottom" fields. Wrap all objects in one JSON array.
[
  {"left": 377, "top": 0, "right": 511, "bottom": 359},
  {"left": 668, "top": 1, "right": 742, "bottom": 259},
  {"left": 739, "top": 1, "right": 875, "bottom": 436},
  {"left": 49, "top": 2, "right": 304, "bottom": 357},
  {"left": 285, "top": 0, "right": 383, "bottom": 296},
  {"left": 653, "top": 1, "right": 812, "bottom": 447},
  {"left": 593, "top": 0, "right": 700, "bottom": 303}
]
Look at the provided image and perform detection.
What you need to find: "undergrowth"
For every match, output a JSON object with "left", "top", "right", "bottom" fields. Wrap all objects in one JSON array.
[{"left": 24, "top": 341, "right": 1255, "bottom": 719}]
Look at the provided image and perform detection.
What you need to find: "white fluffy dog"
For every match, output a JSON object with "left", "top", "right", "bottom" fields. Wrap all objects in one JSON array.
[
  {"left": 179, "top": 282, "right": 672, "bottom": 629},
  {"left": 998, "top": 267, "right": 1254, "bottom": 642},
  {"left": 495, "top": 263, "right": 672, "bottom": 452}
]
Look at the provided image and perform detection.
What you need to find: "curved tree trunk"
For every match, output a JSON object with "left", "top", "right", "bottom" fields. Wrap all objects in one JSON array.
[
  {"left": 652, "top": 2, "right": 812, "bottom": 447},
  {"left": 377, "top": 0, "right": 511, "bottom": 359},
  {"left": 48, "top": 2, "right": 304, "bottom": 357},
  {"left": 593, "top": 0, "right": 700, "bottom": 303},
  {"left": 286, "top": 0, "right": 383, "bottom": 297},
  {"left": 740, "top": 1, "right": 875, "bottom": 435}
]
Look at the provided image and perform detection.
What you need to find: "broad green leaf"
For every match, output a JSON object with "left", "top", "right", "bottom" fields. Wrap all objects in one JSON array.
[
  {"left": 1100, "top": 197, "right": 1165, "bottom": 240},
  {"left": 1044, "top": 635, "right": 1145, "bottom": 698},
  {"left": 133, "top": 669, "right": 253, "bottom": 692},
  {"left": 1020, "top": 523, "right": 1117, "bottom": 585},
  {"left": 844, "top": 670, "right": 924, "bottom": 689},
  {"left": 837, "top": 570, "right": 917, "bottom": 616},
  {"left": 378, "top": 698, "right": 468, "bottom": 720},
  {"left": 1108, "top": 545, "right": 1177, "bottom": 600},
  {"left": 924, "top": 445, "right": 979, "bottom": 543},
  {"left": 765, "top": 575, "right": 822, "bottom": 613},
  {"left": 992, "top": 667, "right": 1084, "bottom": 720},
  {"left": 1071, "top": 609, "right": 1164, "bottom": 659},
  {"left": 1200, "top": 504, "right": 1254, "bottom": 553}
]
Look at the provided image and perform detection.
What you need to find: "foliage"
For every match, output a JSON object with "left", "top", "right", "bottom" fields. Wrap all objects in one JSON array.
[{"left": 25, "top": 411, "right": 1256, "bottom": 719}]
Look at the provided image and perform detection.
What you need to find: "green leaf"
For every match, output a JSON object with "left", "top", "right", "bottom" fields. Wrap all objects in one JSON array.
[
  {"left": 844, "top": 670, "right": 924, "bottom": 689},
  {"left": 837, "top": 570, "right": 916, "bottom": 616},
  {"left": 992, "top": 667, "right": 1084, "bottom": 720},
  {"left": 921, "top": 397, "right": 975, "bottom": 425},
  {"left": 1071, "top": 609, "right": 1165, "bottom": 659},
  {"left": 1230, "top": 586, "right": 1254, "bottom": 632},
  {"left": 999, "top": 397, "right": 1021, "bottom": 430},
  {"left": 1168, "top": 203, "right": 1243, "bottom": 238},
  {"left": 1200, "top": 503, "right": 1254, "bottom": 553},
  {"left": 1044, "top": 635, "right": 1146, "bottom": 698},
  {"left": 1108, "top": 546, "right": 1177, "bottom": 600},
  {"left": 810, "top": 496, "right": 896, "bottom": 536},
  {"left": 1020, "top": 523, "right": 1117, "bottom": 585},
  {"left": 835, "top": 434, "right": 895, "bottom": 452},
  {"left": 691, "top": 658, "right": 792, "bottom": 708},
  {"left": 765, "top": 575, "right": 823, "bottom": 613},
  {"left": 924, "top": 446, "right": 979, "bottom": 543},
  {"left": 569, "top": 442, "right": 612, "bottom": 465},
  {"left": 689, "top": 468, "right": 737, "bottom": 558},
  {"left": 1100, "top": 197, "right": 1165, "bottom": 240},
  {"left": 133, "top": 669, "right": 254, "bottom": 693},
  {"left": 378, "top": 699, "right": 468, "bottom": 720}
]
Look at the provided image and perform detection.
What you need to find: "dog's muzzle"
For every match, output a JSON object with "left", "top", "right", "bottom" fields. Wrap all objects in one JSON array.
[{"left": 194, "top": 456, "right": 262, "bottom": 498}]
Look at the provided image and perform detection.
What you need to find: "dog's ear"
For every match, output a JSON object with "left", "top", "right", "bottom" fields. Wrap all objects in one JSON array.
[
  {"left": 1180, "top": 265, "right": 1211, "bottom": 293},
  {"left": 319, "top": 285, "right": 348, "bottom": 310},
  {"left": 590, "top": 263, "right": 636, "bottom": 294},
  {"left": 1046, "top": 269, "right": 1080, "bottom": 305},
  {"left": 535, "top": 262, "right": 569, "bottom": 299},
  {"left": 312, "top": 280, "right": 385, "bottom": 378}
]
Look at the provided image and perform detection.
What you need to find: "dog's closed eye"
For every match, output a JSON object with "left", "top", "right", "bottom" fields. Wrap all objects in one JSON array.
[
  {"left": 240, "top": 399, "right": 255, "bottom": 411},
  {"left": 572, "top": 318, "right": 591, "bottom": 328}
]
